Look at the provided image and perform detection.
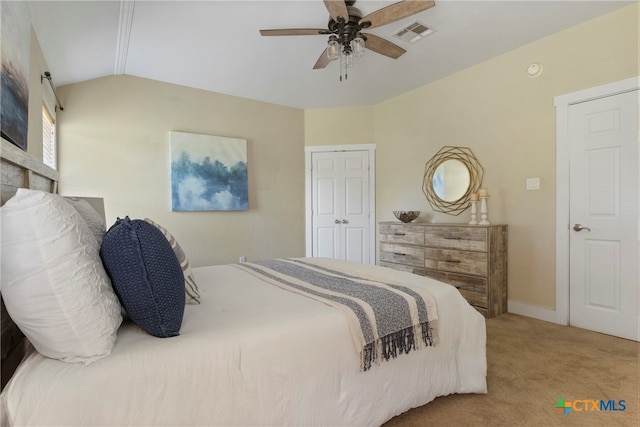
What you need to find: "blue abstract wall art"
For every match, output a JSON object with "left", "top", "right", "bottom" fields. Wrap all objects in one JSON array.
[
  {"left": 1, "top": 1, "right": 30, "bottom": 151},
  {"left": 171, "top": 131, "right": 248, "bottom": 211}
]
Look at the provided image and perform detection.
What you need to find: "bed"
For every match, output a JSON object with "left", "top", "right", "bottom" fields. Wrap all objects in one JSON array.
[{"left": 0, "top": 138, "right": 487, "bottom": 426}]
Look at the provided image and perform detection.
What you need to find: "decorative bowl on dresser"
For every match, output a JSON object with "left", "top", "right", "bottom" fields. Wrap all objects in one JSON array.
[
  {"left": 379, "top": 222, "right": 507, "bottom": 318},
  {"left": 393, "top": 210, "right": 420, "bottom": 223}
]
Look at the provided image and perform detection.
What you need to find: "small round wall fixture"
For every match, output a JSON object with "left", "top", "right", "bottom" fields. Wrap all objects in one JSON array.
[
  {"left": 422, "top": 146, "right": 484, "bottom": 216},
  {"left": 526, "top": 63, "right": 543, "bottom": 78}
]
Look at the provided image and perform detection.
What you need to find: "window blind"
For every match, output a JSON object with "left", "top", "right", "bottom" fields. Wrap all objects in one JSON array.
[{"left": 42, "top": 104, "right": 56, "bottom": 170}]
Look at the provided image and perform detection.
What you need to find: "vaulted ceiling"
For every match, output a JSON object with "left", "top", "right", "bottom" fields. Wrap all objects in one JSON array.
[{"left": 28, "top": 1, "right": 633, "bottom": 109}]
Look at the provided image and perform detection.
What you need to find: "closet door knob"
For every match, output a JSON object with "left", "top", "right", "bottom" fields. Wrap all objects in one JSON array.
[
  {"left": 342, "top": 219, "right": 348, "bottom": 224},
  {"left": 573, "top": 224, "right": 591, "bottom": 232},
  {"left": 335, "top": 219, "right": 341, "bottom": 224}
]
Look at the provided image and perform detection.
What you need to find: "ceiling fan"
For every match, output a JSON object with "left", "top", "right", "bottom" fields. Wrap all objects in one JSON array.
[{"left": 260, "top": 0, "right": 435, "bottom": 78}]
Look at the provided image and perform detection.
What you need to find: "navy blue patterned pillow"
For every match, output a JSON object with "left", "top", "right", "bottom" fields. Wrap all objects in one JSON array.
[{"left": 100, "top": 217, "right": 185, "bottom": 337}]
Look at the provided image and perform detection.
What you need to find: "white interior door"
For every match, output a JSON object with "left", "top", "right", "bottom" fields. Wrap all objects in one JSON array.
[
  {"left": 310, "top": 150, "right": 370, "bottom": 263},
  {"left": 312, "top": 152, "right": 342, "bottom": 259},
  {"left": 568, "top": 89, "right": 638, "bottom": 341},
  {"left": 341, "top": 151, "right": 370, "bottom": 263}
]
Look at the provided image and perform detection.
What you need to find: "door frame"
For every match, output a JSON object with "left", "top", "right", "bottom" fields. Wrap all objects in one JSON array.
[
  {"left": 305, "top": 144, "right": 376, "bottom": 264},
  {"left": 553, "top": 76, "right": 639, "bottom": 326}
]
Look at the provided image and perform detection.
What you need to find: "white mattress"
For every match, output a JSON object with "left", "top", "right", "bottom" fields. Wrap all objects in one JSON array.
[{"left": 1, "top": 258, "right": 486, "bottom": 426}]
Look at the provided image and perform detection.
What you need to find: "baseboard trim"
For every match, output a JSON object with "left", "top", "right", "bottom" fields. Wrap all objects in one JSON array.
[{"left": 507, "top": 300, "right": 558, "bottom": 324}]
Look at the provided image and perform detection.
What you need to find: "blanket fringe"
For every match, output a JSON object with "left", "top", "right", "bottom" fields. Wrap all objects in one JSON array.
[{"left": 361, "top": 320, "right": 438, "bottom": 371}]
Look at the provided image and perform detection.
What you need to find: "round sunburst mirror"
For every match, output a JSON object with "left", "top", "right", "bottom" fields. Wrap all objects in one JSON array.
[{"left": 422, "top": 146, "right": 484, "bottom": 216}]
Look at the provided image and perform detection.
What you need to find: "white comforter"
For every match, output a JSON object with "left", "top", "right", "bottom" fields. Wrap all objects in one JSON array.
[{"left": 1, "top": 258, "right": 486, "bottom": 426}]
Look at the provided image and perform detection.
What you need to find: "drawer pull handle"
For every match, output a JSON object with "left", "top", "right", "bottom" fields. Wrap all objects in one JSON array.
[
  {"left": 444, "top": 260, "right": 461, "bottom": 263},
  {"left": 444, "top": 235, "right": 461, "bottom": 240},
  {"left": 393, "top": 233, "right": 406, "bottom": 236},
  {"left": 393, "top": 252, "right": 406, "bottom": 256}
]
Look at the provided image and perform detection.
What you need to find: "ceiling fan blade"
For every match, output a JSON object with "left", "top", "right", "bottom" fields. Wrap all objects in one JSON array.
[
  {"left": 260, "top": 28, "right": 330, "bottom": 36},
  {"left": 313, "top": 48, "right": 335, "bottom": 69},
  {"left": 360, "top": 0, "right": 435, "bottom": 29},
  {"left": 362, "top": 33, "right": 406, "bottom": 59},
  {"left": 323, "top": 0, "right": 349, "bottom": 22}
]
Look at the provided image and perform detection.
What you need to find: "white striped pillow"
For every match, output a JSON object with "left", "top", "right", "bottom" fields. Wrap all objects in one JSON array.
[{"left": 144, "top": 218, "right": 200, "bottom": 304}]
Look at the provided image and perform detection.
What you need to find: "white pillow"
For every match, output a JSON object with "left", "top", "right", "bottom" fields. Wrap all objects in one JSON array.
[
  {"left": 0, "top": 189, "right": 122, "bottom": 364},
  {"left": 64, "top": 197, "right": 106, "bottom": 246}
]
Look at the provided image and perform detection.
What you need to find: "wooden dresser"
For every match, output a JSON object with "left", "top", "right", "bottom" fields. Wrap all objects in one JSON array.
[{"left": 379, "top": 222, "right": 508, "bottom": 318}]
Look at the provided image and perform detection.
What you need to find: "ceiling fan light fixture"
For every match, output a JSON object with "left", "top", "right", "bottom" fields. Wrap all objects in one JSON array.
[
  {"left": 327, "top": 36, "right": 340, "bottom": 60},
  {"left": 352, "top": 36, "right": 365, "bottom": 57}
]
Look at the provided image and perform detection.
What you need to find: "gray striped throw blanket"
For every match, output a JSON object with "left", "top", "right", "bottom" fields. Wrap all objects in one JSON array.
[{"left": 234, "top": 258, "right": 438, "bottom": 371}]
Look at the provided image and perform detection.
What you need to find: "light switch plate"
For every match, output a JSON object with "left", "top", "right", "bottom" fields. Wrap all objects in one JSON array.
[{"left": 526, "top": 178, "right": 540, "bottom": 190}]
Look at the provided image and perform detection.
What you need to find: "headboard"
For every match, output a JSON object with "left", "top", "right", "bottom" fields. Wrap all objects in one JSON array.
[{"left": 1, "top": 137, "right": 59, "bottom": 390}]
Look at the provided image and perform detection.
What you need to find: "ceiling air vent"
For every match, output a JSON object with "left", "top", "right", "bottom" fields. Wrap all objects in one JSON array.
[{"left": 393, "top": 21, "right": 434, "bottom": 44}]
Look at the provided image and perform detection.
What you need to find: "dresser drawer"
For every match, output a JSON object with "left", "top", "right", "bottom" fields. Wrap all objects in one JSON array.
[
  {"left": 425, "top": 269, "right": 488, "bottom": 293},
  {"left": 380, "top": 242, "right": 425, "bottom": 267},
  {"left": 424, "top": 226, "right": 487, "bottom": 251},
  {"left": 424, "top": 248, "right": 487, "bottom": 276},
  {"left": 458, "top": 289, "right": 489, "bottom": 309},
  {"left": 380, "top": 224, "right": 425, "bottom": 246},
  {"left": 380, "top": 261, "right": 426, "bottom": 276},
  {"left": 425, "top": 269, "right": 488, "bottom": 308}
]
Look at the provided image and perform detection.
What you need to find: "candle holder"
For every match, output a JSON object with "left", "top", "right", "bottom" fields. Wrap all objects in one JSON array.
[
  {"left": 468, "top": 200, "right": 478, "bottom": 225},
  {"left": 479, "top": 196, "right": 490, "bottom": 225}
]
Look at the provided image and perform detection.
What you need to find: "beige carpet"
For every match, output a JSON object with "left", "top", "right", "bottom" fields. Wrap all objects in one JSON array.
[{"left": 384, "top": 313, "right": 639, "bottom": 427}]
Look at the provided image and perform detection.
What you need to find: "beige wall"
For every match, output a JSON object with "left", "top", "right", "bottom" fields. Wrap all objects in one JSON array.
[
  {"left": 373, "top": 4, "right": 637, "bottom": 310},
  {"left": 57, "top": 76, "right": 306, "bottom": 267},
  {"left": 304, "top": 106, "right": 373, "bottom": 147}
]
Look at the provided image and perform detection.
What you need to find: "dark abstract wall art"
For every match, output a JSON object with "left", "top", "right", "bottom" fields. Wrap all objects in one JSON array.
[{"left": 1, "top": 1, "right": 30, "bottom": 151}]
